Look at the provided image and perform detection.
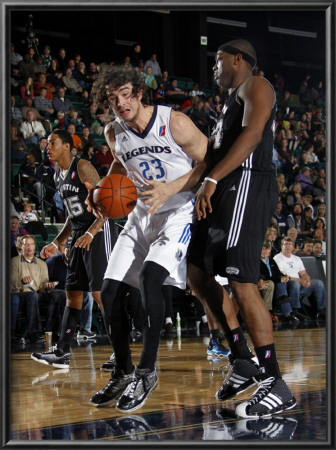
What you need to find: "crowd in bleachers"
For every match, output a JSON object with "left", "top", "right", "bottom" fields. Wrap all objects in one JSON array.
[{"left": 10, "top": 40, "right": 327, "bottom": 342}]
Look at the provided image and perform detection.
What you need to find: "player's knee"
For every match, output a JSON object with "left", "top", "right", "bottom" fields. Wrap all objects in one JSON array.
[{"left": 139, "top": 261, "right": 169, "bottom": 294}]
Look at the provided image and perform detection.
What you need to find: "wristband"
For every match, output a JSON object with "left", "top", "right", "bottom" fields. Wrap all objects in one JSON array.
[
  {"left": 85, "top": 231, "right": 94, "bottom": 239},
  {"left": 204, "top": 176, "right": 218, "bottom": 185},
  {"left": 51, "top": 241, "right": 58, "bottom": 249}
]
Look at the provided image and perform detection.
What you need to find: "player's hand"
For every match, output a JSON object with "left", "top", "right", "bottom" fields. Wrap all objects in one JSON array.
[
  {"left": 40, "top": 243, "right": 58, "bottom": 259},
  {"left": 195, "top": 180, "right": 216, "bottom": 220},
  {"left": 84, "top": 181, "right": 105, "bottom": 219},
  {"left": 141, "top": 179, "right": 173, "bottom": 215},
  {"left": 74, "top": 233, "right": 93, "bottom": 251}
]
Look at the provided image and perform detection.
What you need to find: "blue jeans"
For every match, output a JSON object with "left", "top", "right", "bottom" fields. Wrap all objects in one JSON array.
[
  {"left": 80, "top": 292, "right": 93, "bottom": 331},
  {"left": 11, "top": 292, "right": 42, "bottom": 336},
  {"left": 275, "top": 279, "right": 326, "bottom": 314}
]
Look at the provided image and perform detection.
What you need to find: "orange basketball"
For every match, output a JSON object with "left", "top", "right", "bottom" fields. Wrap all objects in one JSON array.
[{"left": 92, "top": 174, "right": 137, "bottom": 219}]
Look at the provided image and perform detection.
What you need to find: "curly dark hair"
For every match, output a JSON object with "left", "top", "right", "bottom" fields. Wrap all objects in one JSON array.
[{"left": 92, "top": 64, "right": 150, "bottom": 107}]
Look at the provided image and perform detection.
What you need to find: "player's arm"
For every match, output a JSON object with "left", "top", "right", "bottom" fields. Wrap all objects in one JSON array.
[
  {"left": 40, "top": 218, "right": 72, "bottom": 259},
  {"left": 76, "top": 159, "right": 107, "bottom": 250},
  {"left": 196, "top": 77, "right": 275, "bottom": 218},
  {"left": 105, "top": 122, "right": 127, "bottom": 176},
  {"left": 142, "top": 111, "right": 209, "bottom": 215}
]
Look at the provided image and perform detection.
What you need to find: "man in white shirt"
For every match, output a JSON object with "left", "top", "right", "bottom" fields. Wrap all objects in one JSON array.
[
  {"left": 273, "top": 237, "right": 326, "bottom": 321},
  {"left": 20, "top": 109, "right": 46, "bottom": 145}
]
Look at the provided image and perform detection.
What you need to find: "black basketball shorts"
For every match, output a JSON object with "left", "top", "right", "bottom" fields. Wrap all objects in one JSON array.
[{"left": 188, "top": 170, "right": 278, "bottom": 283}]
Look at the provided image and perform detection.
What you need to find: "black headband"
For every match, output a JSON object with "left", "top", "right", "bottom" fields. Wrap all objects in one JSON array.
[{"left": 218, "top": 44, "right": 256, "bottom": 69}]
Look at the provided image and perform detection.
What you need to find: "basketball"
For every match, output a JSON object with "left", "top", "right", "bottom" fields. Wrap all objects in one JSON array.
[{"left": 92, "top": 174, "right": 137, "bottom": 219}]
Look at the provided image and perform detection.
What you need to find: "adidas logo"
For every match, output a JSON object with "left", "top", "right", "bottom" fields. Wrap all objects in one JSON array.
[
  {"left": 121, "top": 136, "right": 128, "bottom": 142},
  {"left": 229, "top": 185, "right": 236, "bottom": 191}
]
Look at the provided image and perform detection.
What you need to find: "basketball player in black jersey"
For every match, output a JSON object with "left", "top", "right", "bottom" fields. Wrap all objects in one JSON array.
[
  {"left": 187, "top": 39, "right": 296, "bottom": 418},
  {"left": 31, "top": 129, "right": 118, "bottom": 368}
]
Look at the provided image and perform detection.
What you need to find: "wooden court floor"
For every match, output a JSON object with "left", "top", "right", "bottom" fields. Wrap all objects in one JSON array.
[{"left": 9, "top": 323, "right": 327, "bottom": 444}]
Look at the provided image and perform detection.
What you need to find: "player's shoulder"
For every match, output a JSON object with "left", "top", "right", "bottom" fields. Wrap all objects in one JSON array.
[{"left": 104, "top": 121, "right": 116, "bottom": 142}]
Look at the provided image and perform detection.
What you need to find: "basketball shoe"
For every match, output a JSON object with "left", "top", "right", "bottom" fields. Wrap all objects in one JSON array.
[
  {"left": 236, "top": 416, "right": 298, "bottom": 439},
  {"left": 235, "top": 376, "right": 296, "bottom": 418},
  {"left": 100, "top": 353, "right": 116, "bottom": 371},
  {"left": 116, "top": 367, "right": 158, "bottom": 413},
  {"left": 111, "top": 415, "right": 160, "bottom": 440},
  {"left": 89, "top": 367, "right": 135, "bottom": 407},
  {"left": 31, "top": 346, "right": 70, "bottom": 369},
  {"left": 207, "top": 337, "right": 230, "bottom": 358},
  {"left": 216, "top": 356, "right": 259, "bottom": 401}
]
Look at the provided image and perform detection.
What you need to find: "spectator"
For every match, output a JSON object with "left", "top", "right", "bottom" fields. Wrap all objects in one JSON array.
[
  {"left": 34, "top": 56, "right": 47, "bottom": 76},
  {"left": 11, "top": 235, "right": 24, "bottom": 259},
  {"left": 187, "top": 96, "right": 216, "bottom": 137},
  {"left": 81, "top": 144, "right": 98, "bottom": 169},
  {"left": 265, "top": 226, "right": 281, "bottom": 257},
  {"left": 18, "top": 53, "right": 36, "bottom": 80},
  {"left": 298, "top": 76, "right": 312, "bottom": 106},
  {"left": 143, "top": 66, "right": 157, "bottom": 101},
  {"left": 130, "top": 43, "right": 142, "bottom": 67},
  {"left": 81, "top": 102, "right": 99, "bottom": 129},
  {"left": 11, "top": 43, "right": 23, "bottom": 67},
  {"left": 276, "top": 173, "right": 288, "bottom": 203},
  {"left": 272, "top": 201, "right": 287, "bottom": 237},
  {"left": 313, "top": 217, "right": 326, "bottom": 232},
  {"left": 11, "top": 124, "right": 27, "bottom": 154},
  {"left": 273, "top": 237, "right": 326, "bottom": 321},
  {"left": 52, "top": 87, "right": 74, "bottom": 125},
  {"left": 11, "top": 235, "right": 54, "bottom": 342},
  {"left": 57, "top": 48, "right": 68, "bottom": 73},
  {"left": 144, "top": 53, "right": 162, "bottom": 76},
  {"left": 300, "top": 206, "right": 314, "bottom": 237},
  {"left": 41, "top": 45, "right": 52, "bottom": 68},
  {"left": 312, "top": 239, "right": 324, "bottom": 259},
  {"left": 313, "top": 228, "right": 326, "bottom": 255},
  {"left": 315, "top": 203, "right": 326, "bottom": 220},
  {"left": 11, "top": 96, "right": 23, "bottom": 127},
  {"left": 10, "top": 216, "right": 28, "bottom": 247},
  {"left": 295, "top": 237, "right": 314, "bottom": 256},
  {"left": 62, "top": 67, "right": 82, "bottom": 95},
  {"left": 189, "top": 83, "right": 206, "bottom": 99},
  {"left": 95, "top": 142, "right": 113, "bottom": 176},
  {"left": 30, "top": 136, "right": 49, "bottom": 165},
  {"left": 157, "top": 70, "right": 170, "bottom": 90},
  {"left": 33, "top": 73, "right": 56, "bottom": 99},
  {"left": 87, "top": 61, "right": 99, "bottom": 84},
  {"left": 286, "top": 182, "right": 304, "bottom": 207},
  {"left": 18, "top": 201, "right": 38, "bottom": 224},
  {"left": 286, "top": 203, "right": 303, "bottom": 234},
  {"left": 286, "top": 227, "right": 301, "bottom": 254},
  {"left": 20, "top": 109, "right": 46, "bottom": 146},
  {"left": 46, "top": 58, "right": 59, "bottom": 76},
  {"left": 20, "top": 153, "right": 51, "bottom": 208},
  {"left": 20, "top": 76, "right": 35, "bottom": 104},
  {"left": 312, "top": 177, "right": 326, "bottom": 205},
  {"left": 295, "top": 166, "right": 313, "bottom": 195},
  {"left": 46, "top": 69, "right": 66, "bottom": 91},
  {"left": 33, "top": 87, "right": 55, "bottom": 119},
  {"left": 76, "top": 61, "right": 90, "bottom": 89},
  {"left": 165, "top": 78, "right": 189, "bottom": 105},
  {"left": 80, "top": 126, "right": 99, "bottom": 152}
]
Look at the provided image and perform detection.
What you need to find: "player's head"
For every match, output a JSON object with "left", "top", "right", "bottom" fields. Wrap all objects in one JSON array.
[
  {"left": 52, "top": 129, "right": 74, "bottom": 149},
  {"left": 218, "top": 39, "right": 257, "bottom": 71},
  {"left": 93, "top": 64, "right": 150, "bottom": 108}
]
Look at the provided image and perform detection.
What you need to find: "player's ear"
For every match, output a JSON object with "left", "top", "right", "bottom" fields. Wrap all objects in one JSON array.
[{"left": 138, "top": 88, "right": 144, "bottom": 101}]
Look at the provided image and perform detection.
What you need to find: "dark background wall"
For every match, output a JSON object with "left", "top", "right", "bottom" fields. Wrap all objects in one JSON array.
[{"left": 10, "top": 8, "right": 326, "bottom": 93}]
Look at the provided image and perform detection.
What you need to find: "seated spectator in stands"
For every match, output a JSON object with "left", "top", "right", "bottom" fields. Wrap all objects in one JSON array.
[
  {"left": 277, "top": 120, "right": 295, "bottom": 150},
  {"left": 34, "top": 73, "right": 56, "bottom": 100},
  {"left": 144, "top": 53, "right": 162, "bottom": 76},
  {"left": 47, "top": 70, "right": 66, "bottom": 91},
  {"left": 75, "top": 61, "right": 90, "bottom": 90},
  {"left": 259, "top": 239, "right": 290, "bottom": 323},
  {"left": 300, "top": 206, "right": 314, "bottom": 237},
  {"left": 81, "top": 144, "right": 98, "bottom": 169},
  {"left": 187, "top": 96, "right": 216, "bottom": 138},
  {"left": 95, "top": 142, "right": 113, "bottom": 176},
  {"left": 272, "top": 201, "right": 287, "bottom": 237},
  {"left": 34, "top": 56, "right": 47, "bottom": 76},
  {"left": 189, "top": 83, "right": 206, "bottom": 99},
  {"left": 295, "top": 237, "right": 314, "bottom": 257},
  {"left": 286, "top": 203, "right": 303, "bottom": 234},
  {"left": 68, "top": 109, "right": 84, "bottom": 132},
  {"left": 52, "top": 86, "right": 74, "bottom": 119},
  {"left": 313, "top": 217, "right": 326, "bottom": 233},
  {"left": 67, "top": 123, "right": 83, "bottom": 151},
  {"left": 315, "top": 203, "right": 326, "bottom": 220},
  {"left": 302, "top": 194, "right": 314, "bottom": 215},
  {"left": 20, "top": 153, "right": 51, "bottom": 208},
  {"left": 11, "top": 95, "right": 23, "bottom": 127},
  {"left": 157, "top": 70, "right": 170, "bottom": 90},
  {"left": 11, "top": 235, "right": 55, "bottom": 342},
  {"left": 286, "top": 182, "right": 304, "bottom": 207},
  {"left": 313, "top": 228, "right": 326, "bottom": 255},
  {"left": 265, "top": 226, "right": 281, "bottom": 257},
  {"left": 30, "top": 136, "right": 48, "bottom": 165},
  {"left": 165, "top": 78, "right": 189, "bottom": 105},
  {"left": 312, "top": 239, "right": 325, "bottom": 259},
  {"left": 80, "top": 89, "right": 93, "bottom": 109},
  {"left": 313, "top": 131, "right": 326, "bottom": 163},
  {"left": 57, "top": 47, "right": 68, "bottom": 73},
  {"left": 62, "top": 67, "right": 82, "bottom": 95},
  {"left": 87, "top": 61, "right": 99, "bottom": 85},
  {"left": 10, "top": 215, "right": 28, "bottom": 247},
  {"left": 41, "top": 45, "right": 52, "bottom": 69},
  {"left": 281, "top": 153, "right": 301, "bottom": 187},
  {"left": 34, "top": 87, "right": 55, "bottom": 120},
  {"left": 47, "top": 58, "right": 59, "bottom": 76},
  {"left": 286, "top": 227, "right": 301, "bottom": 254},
  {"left": 305, "top": 143, "right": 319, "bottom": 169},
  {"left": 312, "top": 177, "right": 326, "bottom": 205},
  {"left": 11, "top": 235, "right": 24, "bottom": 258},
  {"left": 298, "top": 76, "right": 313, "bottom": 106},
  {"left": 11, "top": 123, "right": 27, "bottom": 154},
  {"left": 276, "top": 173, "right": 288, "bottom": 203},
  {"left": 11, "top": 43, "right": 23, "bottom": 68},
  {"left": 20, "top": 76, "right": 35, "bottom": 104},
  {"left": 18, "top": 54, "right": 36, "bottom": 82},
  {"left": 18, "top": 201, "right": 38, "bottom": 224},
  {"left": 143, "top": 66, "right": 157, "bottom": 101},
  {"left": 81, "top": 102, "right": 99, "bottom": 129},
  {"left": 273, "top": 237, "right": 326, "bottom": 321},
  {"left": 80, "top": 126, "right": 99, "bottom": 152},
  {"left": 20, "top": 109, "right": 46, "bottom": 146}
]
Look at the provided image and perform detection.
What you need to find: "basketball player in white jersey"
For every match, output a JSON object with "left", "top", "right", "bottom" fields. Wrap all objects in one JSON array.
[{"left": 87, "top": 65, "right": 208, "bottom": 413}]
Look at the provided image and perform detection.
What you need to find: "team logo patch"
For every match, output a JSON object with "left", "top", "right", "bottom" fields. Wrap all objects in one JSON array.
[
  {"left": 71, "top": 171, "right": 76, "bottom": 179},
  {"left": 159, "top": 125, "right": 166, "bottom": 136},
  {"left": 226, "top": 266, "right": 240, "bottom": 275},
  {"left": 233, "top": 333, "right": 239, "bottom": 342},
  {"left": 265, "top": 350, "right": 271, "bottom": 358},
  {"left": 175, "top": 249, "right": 183, "bottom": 261},
  {"left": 66, "top": 329, "right": 72, "bottom": 334}
]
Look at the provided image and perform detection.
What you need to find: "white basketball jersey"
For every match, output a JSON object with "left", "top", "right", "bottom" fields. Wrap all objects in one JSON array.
[{"left": 113, "top": 105, "right": 194, "bottom": 212}]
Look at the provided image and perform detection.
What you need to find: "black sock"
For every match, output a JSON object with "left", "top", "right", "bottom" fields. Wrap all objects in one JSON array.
[
  {"left": 58, "top": 306, "right": 81, "bottom": 352},
  {"left": 225, "top": 327, "right": 254, "bottom": 359},
  {"left": 255, "top": 343, "right": 281, "bottom": 378}
]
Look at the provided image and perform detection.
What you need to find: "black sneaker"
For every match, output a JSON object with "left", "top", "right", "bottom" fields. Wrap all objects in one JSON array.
[
  {"left": 216, "top": 357, "right": 259, "bottom": 401},
  {"left": 77, "top": 329, "right": 97, "bottom": 340},
  {"left": 31, "top": 346, "right": 70, "bottom": 369},
  {"left": 116, "top": 367, "right": 158, "bottom": 413},
  {"left": 235, "top": 376, "right": 296, "bottom": 418},
  {"left": 207, "top": 337, "right": 230, "bottom": 358},
  {"left": 164, "top": 322, "right": 176, "bottom": 336},
  {"left": 100, "top": 353, "right": 116, "bottom": 371},
  {"left": 89, "top": 367, "right": 135, "bottom": 407},
  {"left": 237, "top": 416, "right": 298, "bottom": 439}
]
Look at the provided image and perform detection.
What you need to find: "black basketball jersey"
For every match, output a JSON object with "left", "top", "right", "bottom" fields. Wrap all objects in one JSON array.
[
  {"left": 55, "top": 157, "right": 95, "bottom": 230},
  {"left": 211, "top": 79, "right": 276, "bottom": 173}
]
